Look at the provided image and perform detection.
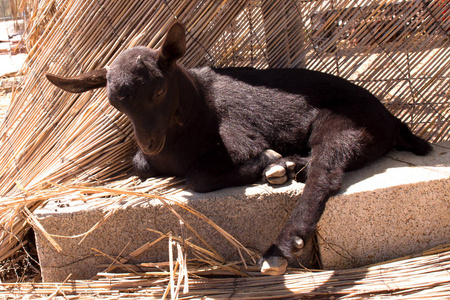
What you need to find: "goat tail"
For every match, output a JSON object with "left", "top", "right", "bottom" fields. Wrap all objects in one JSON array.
[{"left": 394, "top": 119, "right": 432, "bottom": 156}]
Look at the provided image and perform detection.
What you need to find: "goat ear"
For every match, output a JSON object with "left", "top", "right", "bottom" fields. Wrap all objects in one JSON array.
[
  {"left": 158, "top": 21, "right": 186, "bottom": 69},
  {"left": 45, "top": 68, "right": 107, "bottom": 93}
]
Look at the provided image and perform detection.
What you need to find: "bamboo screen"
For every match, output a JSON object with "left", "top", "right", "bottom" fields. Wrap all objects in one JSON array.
[{"left": 0, "top": 0, "right": 449, "bottom": 267}]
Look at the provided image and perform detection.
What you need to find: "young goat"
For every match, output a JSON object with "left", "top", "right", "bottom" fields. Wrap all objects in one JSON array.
[{"left": 46, "top": 21, "right": 432, "bottom": 275}]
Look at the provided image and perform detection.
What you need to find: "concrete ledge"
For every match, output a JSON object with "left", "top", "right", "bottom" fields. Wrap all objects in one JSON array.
[
  {"left": 35, "top": 142, "right": 450, "bottom": 282},
  {"left": 35, "top": 183, "right": 304, "bottom": 281},
  {"left": 318, "top": 141, "right": 450, "bottom": 269}
]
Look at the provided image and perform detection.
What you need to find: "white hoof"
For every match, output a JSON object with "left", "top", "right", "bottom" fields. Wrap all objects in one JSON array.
[
  {"left": 265, "top": 164, "right": 286, "bottom": 178},
  {"left": 285, "top": 161, "right": 295, "bottom": 172},
  {"left": 265, "top": 164, "right": 288, "bottom": 185},
  {"left": 260, "top": 256, "right": 288, "bottom": 275},
  {"left": 294, "top": 236, "right": 304, "bottom": 249},
  {"left": 267, "top": 175, "right": 288, "bottom": 185},
  {"left": 262, "top": 149, "right": 282, "bottom": 161}
]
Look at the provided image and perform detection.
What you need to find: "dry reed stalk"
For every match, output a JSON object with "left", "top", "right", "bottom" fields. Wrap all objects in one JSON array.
[
  {"left": 32, "top": 183, "right": 258, "bottom": 266},
  {"left": 0, "top": 244, "right": 449, "bottom": 299}
]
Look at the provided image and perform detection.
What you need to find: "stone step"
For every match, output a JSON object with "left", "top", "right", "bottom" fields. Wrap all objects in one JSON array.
[
  {"left": 318, "top": 141, "right": 450, "bottom": 269},
  {"left": 34, "top": 141, "right": 450, "bottom": 282}
]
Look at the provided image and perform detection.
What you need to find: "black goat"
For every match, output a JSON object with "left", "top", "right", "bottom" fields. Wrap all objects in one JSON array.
[{"left": 46, "top": 21, "right": 432, "bottom": 275}]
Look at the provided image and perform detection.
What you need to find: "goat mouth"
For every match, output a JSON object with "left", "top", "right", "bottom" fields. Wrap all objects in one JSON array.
[{"left": 141, "top": 135, "right": 166, "bottom": 156}]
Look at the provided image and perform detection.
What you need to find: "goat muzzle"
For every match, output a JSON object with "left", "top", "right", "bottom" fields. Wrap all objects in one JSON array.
[{"left": 138, "top": 135, "right": 166, "bottom": 156}]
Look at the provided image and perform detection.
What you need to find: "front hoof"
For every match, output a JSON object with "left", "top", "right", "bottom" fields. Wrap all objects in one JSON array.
[
  {"left": 260, "top": 256, "right": 288, "bottom": 275},
  {"left": 261, "top": 149, "right": 283, "bottom": 161},
  {"left": 264, "top": 159, "right": 296, "bottom": 185},
  {"left": 265, "top": 164, "right": 288, "bottom": 185}
]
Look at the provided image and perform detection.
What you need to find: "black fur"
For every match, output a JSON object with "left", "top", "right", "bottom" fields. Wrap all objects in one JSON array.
[{"left": 46, "top": 21, "right": 432, "bottom": 265}]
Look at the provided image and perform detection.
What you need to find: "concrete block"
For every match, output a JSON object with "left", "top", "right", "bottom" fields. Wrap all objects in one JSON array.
[
  {"left": 318, "top": 141, "right": 450, "bottom": 269},
  {"left": 34, "top": 142, "right": 450, "bottom": 282},
  {"left": 35, "top": 182, "right": 304, "bottom": 282}
]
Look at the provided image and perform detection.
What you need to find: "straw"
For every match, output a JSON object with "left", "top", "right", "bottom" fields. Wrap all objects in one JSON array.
[{"left": 0, "top": 244, "right": 449, "bottom": 299}]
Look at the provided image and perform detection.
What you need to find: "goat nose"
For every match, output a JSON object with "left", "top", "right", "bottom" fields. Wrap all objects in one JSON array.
[
  {"left": 138, "top": 135, "right": 165, "bottom": 155},
  {"left": 144, "top": 139, "right": 156, "bottom": 154},
  {"left": 136, "top": 138, "right": 152, "bottom": 153},
  {"left": 147, "top": 139, "right": 154, "bottom": 150}
]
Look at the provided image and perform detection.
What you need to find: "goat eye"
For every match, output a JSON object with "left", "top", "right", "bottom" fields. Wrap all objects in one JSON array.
[{"left": 156, "top": 85, "right": 166, "bottom": 96}]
